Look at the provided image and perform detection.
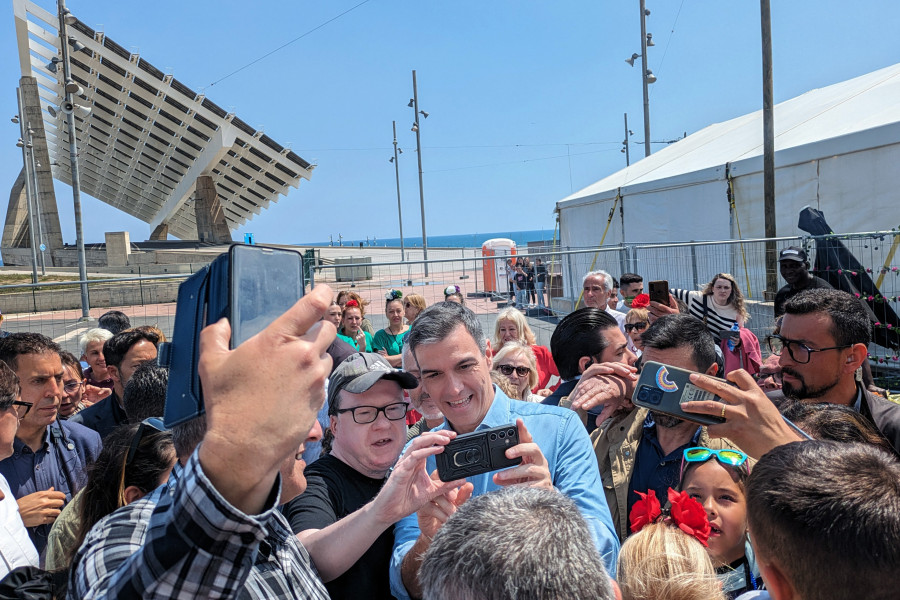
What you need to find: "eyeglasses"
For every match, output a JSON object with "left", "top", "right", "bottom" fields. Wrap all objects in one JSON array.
[
  {"left": 496, "top": 364, "right": 531, "bottom": 377},
  {"left": 766, "top": 334, "right": 851, "bottom": 364},
  {"left": 63, "top": 380, "right": 84, "bottom": 394},
  {"left": 683, "top": 447, "right": 748, "bottom": 467},
  {"left": 0, "top": 399, "right": 33, "bottom": 417},
  {"left": 624, "top": 321, "right": 649, "bottom": 333},
  {"left": 335, "top": 402, "right": 408, "bottom": 424}
]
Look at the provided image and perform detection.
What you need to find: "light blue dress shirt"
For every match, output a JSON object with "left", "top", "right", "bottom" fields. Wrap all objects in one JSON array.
[{"left": 389, "top": 387, "right": 620, "bottom": 599}]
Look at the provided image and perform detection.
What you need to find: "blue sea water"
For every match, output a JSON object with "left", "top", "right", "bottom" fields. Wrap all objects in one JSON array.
[{"left": 303, "top": 228, "right": 556, "bottom": 249}]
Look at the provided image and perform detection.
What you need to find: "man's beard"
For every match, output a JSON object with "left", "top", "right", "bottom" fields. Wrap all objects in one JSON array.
[
  {"left": 651, "top": 411, "right": 684, "bottom": 429},
  {"left": 781, "top": 367, "right": 840, "bottom": 400}
]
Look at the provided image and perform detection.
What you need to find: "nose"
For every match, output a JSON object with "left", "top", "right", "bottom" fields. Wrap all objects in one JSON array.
[
  {"left": 623, "top": 347, "right": 638, "bottom": 366},
  {"left": 305, "top": 420, "right": 324, "bottom": 444},
  {"left": 702, "top": 496, "right": 716, "bottom": 518}
]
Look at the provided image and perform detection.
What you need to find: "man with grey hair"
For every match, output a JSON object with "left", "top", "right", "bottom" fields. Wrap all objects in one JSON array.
[
  {"left": 390, "top": 302, "right": 618, "bottom": 599},
  {"left": 583, "top": 269, "right": 629, "bottom": 344},
  {"left": 401, "top": 343, "right": 444, "bottom": 440},
  {"left": 79, "top": 328, "right": 114, "bottom": 390},
  {"left": 420, "top": 487, "right": 618, "bottom": 600}
]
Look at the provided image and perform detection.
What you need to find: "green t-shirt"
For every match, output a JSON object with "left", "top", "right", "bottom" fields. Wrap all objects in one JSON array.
[
  {"left": 372, "top": 328, "right": 409, "bottom": 356},
  {"left": 337, "top": 329, "right": 375, "bottom": 352}
]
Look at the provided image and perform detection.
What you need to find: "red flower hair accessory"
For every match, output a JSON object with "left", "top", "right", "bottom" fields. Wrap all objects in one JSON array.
[
  {"left": 628, "top": 487, "right": 711, "bottom": 547},
  {"left": 345, "top": 299, "right": 359, "bottom": 308},
  {"left": 630, "top": 293, "right": 651, "bottom": 309}
]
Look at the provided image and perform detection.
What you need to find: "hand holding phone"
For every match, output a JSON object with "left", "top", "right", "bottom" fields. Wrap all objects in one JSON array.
[
  {"left": 435, "top": 424, "right": 522, "bottom": 482},
  {"left": 632, "top": 361, "right": 726, "bottom": 426},
  {"left": 648, "top": 280, "right": 669, "bottom": 305}
]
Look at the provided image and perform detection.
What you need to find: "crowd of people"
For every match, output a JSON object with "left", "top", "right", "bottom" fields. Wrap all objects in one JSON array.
[{"left": 0, "top": 245, "right": 898, "bottom": 600}]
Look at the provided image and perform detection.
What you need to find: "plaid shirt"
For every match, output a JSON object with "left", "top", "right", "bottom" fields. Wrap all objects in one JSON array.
[{"left": 68, "top": 450, "right": 329, "bottom": 599}]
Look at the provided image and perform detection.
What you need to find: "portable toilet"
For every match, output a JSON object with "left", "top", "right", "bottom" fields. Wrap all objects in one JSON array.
[{"left": 482, "top": 238, "right": 516, "bottom": 294}]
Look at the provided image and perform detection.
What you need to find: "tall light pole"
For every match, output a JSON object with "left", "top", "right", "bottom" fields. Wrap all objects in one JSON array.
[
  {"left": 57, "top": 0, "right": 90, "bottom": 318},
  {"left": 638, "top": 0, "right": 652, "bottom": 158},
  {"left": 621, "top": 113, "right": 634, "bottom": 166},
  {"left": 14, "top": 88, "right": 39, "bottom": 284},
  {"left": 390, "top": 121, "right": 405, "bottom": 262},
  {"left": 409, "top": 70, "right": 429, "bottom": 276},
  {"left": 760, "top": 0, "right": 777, "bottom": 297}
]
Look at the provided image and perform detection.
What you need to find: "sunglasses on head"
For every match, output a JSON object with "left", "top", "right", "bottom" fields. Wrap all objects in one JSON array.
[
  {"left": 624, "top": 321, "right": 648, "bottom": 332},
  {"left": 680, "top": 447, "right": 749, "bottom": 481},
  {"left": 496, "top": 364, "right": 530, "bottom": 377},
  {"left": 124, "top": 417, "right": 167, "bottom": 470}
]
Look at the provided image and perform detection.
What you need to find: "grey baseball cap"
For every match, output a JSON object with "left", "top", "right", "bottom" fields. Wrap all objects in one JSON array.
[
  {"left": 779, "top": 246, "right": 808, "bottom": 262},
  {"left": 327, "top": 352, "right": 418, "bottom": 410}
]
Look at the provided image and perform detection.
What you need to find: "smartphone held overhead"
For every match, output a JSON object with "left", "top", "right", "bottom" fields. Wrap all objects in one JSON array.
[{"left": 632, "top": 361, "right": 726, "bottom": 426}]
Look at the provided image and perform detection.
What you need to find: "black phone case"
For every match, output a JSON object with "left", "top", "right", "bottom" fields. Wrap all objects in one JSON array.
[
  {"left": 632, "top": 361, "right": 726, "bottom": 426},
  {"left": 648, "top": 280, "right": 669, "bottom": 304},
  {"left": 435, "top": 424, "right": 522, "bottom": 482}
]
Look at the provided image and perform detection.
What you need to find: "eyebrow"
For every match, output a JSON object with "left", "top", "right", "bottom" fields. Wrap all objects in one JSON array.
[{"left": 421, "top": 357, "right": 477, "bottom": 376}]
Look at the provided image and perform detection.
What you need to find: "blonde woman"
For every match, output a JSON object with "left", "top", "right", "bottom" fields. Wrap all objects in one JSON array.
[
  {"left": 492, "top": 307, "right": 559, "bottom": 392},
  {"left": 492, "top": 342, "right": 542, "bottom": 402},
  {"left": 404, "top": 293, "right": 426, "bottom": 324},
  {"left": 618, "top": 521, "right": 726, "bottom": 600},
  {"left": 671, "top": 273, "right": 749, "bottom": 342}
]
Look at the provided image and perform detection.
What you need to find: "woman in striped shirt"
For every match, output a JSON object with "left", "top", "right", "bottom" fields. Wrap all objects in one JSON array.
[{"left": 672, "top": 273, "right": 749, "bottom": 342}]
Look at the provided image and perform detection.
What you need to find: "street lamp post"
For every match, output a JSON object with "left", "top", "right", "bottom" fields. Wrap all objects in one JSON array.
[
  {"left": 639, "top": 0, "right": 651, "bottom": 158},
  {"left": 14, "top": 87, "right": 40, "bottom": 284},
  {"left": 391, "top": 121, "right": 405, "bottom": 262},
  {"left": 410, "top": 70, "right": 429, "bottom": 277},
  {"left": 57, "top": 0, "right": 90, "bottom": 318}
]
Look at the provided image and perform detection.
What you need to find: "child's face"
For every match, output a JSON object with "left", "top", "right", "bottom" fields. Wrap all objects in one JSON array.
[{"left": 682, "top": 459, "right": 748, "bottom": 566}]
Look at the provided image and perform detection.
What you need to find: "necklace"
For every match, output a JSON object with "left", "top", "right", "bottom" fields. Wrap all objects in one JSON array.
[{"left": 388, "top": 323, "right": 407, "bottom": 336}]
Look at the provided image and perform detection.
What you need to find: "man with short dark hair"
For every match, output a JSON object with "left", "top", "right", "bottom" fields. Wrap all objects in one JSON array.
[
  {"left": 97, "top": 310, "right": 130, "bottom": 335},
  {"left": 71, "top": 328, "right": 159, "bottom": 439},
  {"left": 773, "top": 246, "right": 832, "bottom": 317},
  {"left": 768, "top": 288, "right": 900, "bottom": 453},
  {"left": 590, "top": 314, "right": 740, "bottom": 541},
  {"left": 420, "top": 487, "right": 618, "bottom": 600},
  {"left": 542, "top": 308, "right": 636, "bottom": 433},
  {"left": 284, "top": 352, "right": 463, "bottom": 600},
  {"left": 390, "top": 302, "right": 619, "bottom": 599},
  {"left": 122, "top": 362, "right": 168, "bottom": 422},
  {"left": 617, "top": 273, "right": 644, "bottom": 311},
  {"left": 0, "top": 333, "right": 101, "bottom": 556},
  {"left": 742, "top": 441, "right": 899, "bottom": 600}
]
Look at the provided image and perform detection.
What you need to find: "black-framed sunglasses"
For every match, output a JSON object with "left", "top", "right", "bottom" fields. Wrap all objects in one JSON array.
[
  {"left": 335, "top": 402, "right": 408, "bottom": 424},
  {"left": 496, "top": 364, "right": 531, "bottom": 377},
  {"left": 124, "top": 417, "right": 167, "bottom": 470},
  {"left": 0, "top": 399, "right": 33, "bottom": 417},
  {"left": 624, "top": 321, "right": 649, "bottom": 333},
  {"left": 63, "top": 380, "right": 84, "bottom": 394},
  {"left": 766, "top": 334, "right": 851, "bottom": 365}
]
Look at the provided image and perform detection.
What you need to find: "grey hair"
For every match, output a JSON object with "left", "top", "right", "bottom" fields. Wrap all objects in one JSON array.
[
  {"left": 79, "top": 327, "right": 114, "bottom": 355},
  {"left": 583, "top": 269, "right": 613, "bottom": 291},
  {"left": 407, "top": 302, "right": 486, "bottom": 357},
  {"left": 420, "top": 487, "right": 616, "bottom": 600},
  {"left": 401, "top": 343, "right": 414, "bottom": 371}
]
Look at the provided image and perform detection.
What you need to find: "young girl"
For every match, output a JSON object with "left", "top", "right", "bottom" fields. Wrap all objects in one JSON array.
[
  {"left": 680, "top": 447, "right": 762, "bottom": 599},
  {"left": 372, "top": 290, "right": 409, "bottom": 367},
  {"left": 336, "top": 300, "right": 374, "bottom": 351}
]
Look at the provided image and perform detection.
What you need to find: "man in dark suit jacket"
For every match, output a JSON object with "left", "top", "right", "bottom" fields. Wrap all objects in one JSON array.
[
  {"left": 542, "top": 308, "right": 636, "bottom": 432},
  {"left": 768, "top": 288, "right": 900, "bottom": 454}
]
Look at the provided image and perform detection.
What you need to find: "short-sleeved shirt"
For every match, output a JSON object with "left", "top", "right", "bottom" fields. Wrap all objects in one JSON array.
[
  {"left": 372, "top": 328, "right": 409, "bottom": 357},
  {"left": 282, "top": 454, "right": 392, "bottom": 600},
  {"left": 337, "top": 330, "right": 375, "bottom": 353},
  {"left": 773, "top": 276, "right": 833, "bottom": 317}
]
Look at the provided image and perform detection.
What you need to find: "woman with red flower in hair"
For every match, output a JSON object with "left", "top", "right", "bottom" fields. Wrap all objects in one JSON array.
[
  {"left": 624, "top": 294, "right": 651, "bottom": 356},
  {"left": 336, "top": 299, "right": 374, "bottom": 351}
]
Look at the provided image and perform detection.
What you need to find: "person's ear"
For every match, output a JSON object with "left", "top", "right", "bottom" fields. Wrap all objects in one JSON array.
[
  {"left": 484, "top": 340, "right": 493, "bottom": 370},
  {"left": 107, "top": 365, "right": 121, "bottom": 384},
  {"left": 610, "top": 578, "right": 622, "bottom": 600},
  {"left": 757, "top": 559, "right": 796, "bottom": 600},
  {"left": 705, "top": 362, "right": 719, "bottom": 376},
  {"left": 843, "top": 343, "right": 868, "bottom": 374},
  {"left": 122, "top": 485, "right": 146, "bottom": 505},
  {"left": 329, "top": 414, "right": 339, "bottom": 435},
  {"left": 578, "top": 356, "right": 593, "bottom": 374}
]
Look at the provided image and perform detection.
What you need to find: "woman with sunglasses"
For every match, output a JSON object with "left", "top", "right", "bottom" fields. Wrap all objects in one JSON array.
[
  {"left": 492, "top": 307, "right": 559, "bottom": 394},
  {"left": 679, "top": 447, "right": 762, "bottom": 599},
  {"left": 404, "top": 294, "right": 426, "bottom": 324},
  {"left": 624, "top": 307, "right": 650, "bottom": 356},
  {"left": 372, "top": 290, "right": 409, "bottom": 367},
  {"left": 492, "top": 342, "right": 542, "bottom": 402},
  {"left": 46, "top": 419, "right": 175, "bottom": 571}
]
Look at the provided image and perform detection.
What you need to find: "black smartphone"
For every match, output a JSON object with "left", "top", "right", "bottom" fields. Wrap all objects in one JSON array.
[
  {"left": 229, "top": 245, "right": 305, "bottom": 347},
  {"left": 648, "top": 280, "right": 669, "bottom": 305},
  {"left": 435, "top": 424, "right": 522, "bottom": 482},
  {"left": 631, "top": 361, "right": 725, "bottom": 426}
]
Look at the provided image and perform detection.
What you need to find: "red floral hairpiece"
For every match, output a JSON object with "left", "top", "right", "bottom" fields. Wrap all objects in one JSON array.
[
  {"left": 345, "top": 299, "right": 359, "bottom": 308},
  {"left": 628, "top": 488, "right": 711, "bottom": 547},
  {"left": 630, "top": 293, "right": 651, "bottom": 309}
]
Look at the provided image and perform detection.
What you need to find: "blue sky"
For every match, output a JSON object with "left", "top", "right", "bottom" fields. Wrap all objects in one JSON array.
[{"left": 2, "top": 0, "right": 898, "bottom": 245}]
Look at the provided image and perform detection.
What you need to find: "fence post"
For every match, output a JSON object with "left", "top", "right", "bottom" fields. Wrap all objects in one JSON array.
[{"left": 690, "top": 242, "right": 699, "bottom": 290}]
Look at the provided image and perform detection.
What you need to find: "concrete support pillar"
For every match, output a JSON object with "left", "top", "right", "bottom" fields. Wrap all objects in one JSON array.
[
  {"left": 2, "top": 169, "right": 32, "bottom": 253},
  {"left": 149, "top": 222, "right": 169, "bottom": 240},
  {"left": 105, "top": 231, "right": 131, "bottom": 267},
  {"left": 194, "top": 175, "right": 232, "bottom": 244}
]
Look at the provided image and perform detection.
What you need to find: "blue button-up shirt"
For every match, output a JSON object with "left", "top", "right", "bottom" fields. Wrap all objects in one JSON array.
[
  {"left": 0, "top": 420, "right": 101, "bottom": 555},
  {"left": 389, "top": 387, "right": 619, "bottom": 599}
]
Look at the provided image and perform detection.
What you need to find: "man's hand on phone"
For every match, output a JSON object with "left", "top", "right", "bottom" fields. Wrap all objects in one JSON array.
[
  {"left": 648, "top": 293, "right": 679, "bottom": 323},
  {"left": 567, "top": 362, "right": 638, "bottom": 424},
  {"left": 682, "top": 369, "right": 802, "bottom": 459},
  {"left": 493, "top": 419, "right": 553, "bottom": 490}
]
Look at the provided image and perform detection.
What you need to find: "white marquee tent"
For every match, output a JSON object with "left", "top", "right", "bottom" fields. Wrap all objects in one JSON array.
[{"left": 557, "top": 63, "right": 900, "bottom": 250}]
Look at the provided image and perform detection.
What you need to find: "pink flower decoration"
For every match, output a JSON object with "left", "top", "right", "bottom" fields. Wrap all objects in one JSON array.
[
  {"left": 868, "top": 296, "right": 875, "bottom": 301},
  {"left": 837, "top": 269, "right": 843, "bottom": 275},
  {"left": 888, "top": 324, "right": 894, "bottom": 329},
  {"left": 851, "top": 271, "right": 857, "bottom": 276},
  {"left": 866, "top": 268, "right": 873, "bottom": 273},
  {"left": 854, "top": 293, "right": 861, "bottom": 298},
  {"left": 875, "top": 322, "right": 882, "bottom": 327}
]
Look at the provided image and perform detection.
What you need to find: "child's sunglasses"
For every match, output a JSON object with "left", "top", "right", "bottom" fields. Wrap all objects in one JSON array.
[{"left": 683, "top": 447, "right": 748, "bottom": 467}]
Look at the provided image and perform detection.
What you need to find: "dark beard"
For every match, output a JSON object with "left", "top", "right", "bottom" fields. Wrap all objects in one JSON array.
[
  {"left": 781, "top": 368, "right": 838, "bottom": 400},
  {"left": 651, "top": 411, "right": 684, "bottom": 429}
]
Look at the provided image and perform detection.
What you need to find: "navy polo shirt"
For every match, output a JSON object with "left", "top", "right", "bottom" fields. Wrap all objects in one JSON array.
[
  {"left": 626, "top": 413, "right": 701, "bottom": 516},
  {"left": 0, "top": 420, "right": 101, "bottom": 555}
]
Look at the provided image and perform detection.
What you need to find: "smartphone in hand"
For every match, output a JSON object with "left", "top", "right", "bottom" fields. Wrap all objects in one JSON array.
[{"left": 632, "top": 361, "right": 725, "bottom": 426}]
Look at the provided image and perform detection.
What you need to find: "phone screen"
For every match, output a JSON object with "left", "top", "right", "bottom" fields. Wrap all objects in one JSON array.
[{"left": 230, "top": 245, "right": 305, "bottom": 347}]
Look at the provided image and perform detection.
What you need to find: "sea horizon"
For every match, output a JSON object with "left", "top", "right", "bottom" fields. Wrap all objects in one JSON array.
[{"left": 298, "top": 228, "right": 557, "bottom": 249}]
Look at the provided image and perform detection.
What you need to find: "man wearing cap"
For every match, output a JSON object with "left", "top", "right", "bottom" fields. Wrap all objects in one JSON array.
[
  {"left": 282, "top": 352, "right": 464, "bottom": 600},
  {"left": 774, "top": 246, "right": 832, "bottom": 318}
]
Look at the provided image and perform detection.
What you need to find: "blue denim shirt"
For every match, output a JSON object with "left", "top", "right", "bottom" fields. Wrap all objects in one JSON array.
[{"left": 389, "top": 387, "right": 619, "bottom": 599}]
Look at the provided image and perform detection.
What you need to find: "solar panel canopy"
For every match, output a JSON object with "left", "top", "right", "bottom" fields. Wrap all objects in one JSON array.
[{"left": 13, "top": 0, "right": 314, "bottom": 240}]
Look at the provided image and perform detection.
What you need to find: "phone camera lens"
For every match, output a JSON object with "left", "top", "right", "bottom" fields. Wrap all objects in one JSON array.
[
  {"left": 507, "top": 429, "right": 515, "bottom": 437},
  {"left": 498, "top": 431, "right": 506, "bottom": 439},
  {"left": 489, "top": 433, "right": 497, "bottom": 441}
]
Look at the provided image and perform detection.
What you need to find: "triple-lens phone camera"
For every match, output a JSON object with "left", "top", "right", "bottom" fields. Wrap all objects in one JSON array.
[{"left": 435, "top": 424, "right": 522, "bottom": 482}]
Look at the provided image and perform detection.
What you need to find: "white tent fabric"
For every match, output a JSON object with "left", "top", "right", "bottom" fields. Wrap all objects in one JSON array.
[{"left": 557, "top": 63, "right": 900, "bottom": 249}]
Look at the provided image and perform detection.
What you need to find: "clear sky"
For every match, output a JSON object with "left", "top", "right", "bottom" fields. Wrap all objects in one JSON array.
[{"left": 2, "top": 0, "right": 898, "bottom": 246}]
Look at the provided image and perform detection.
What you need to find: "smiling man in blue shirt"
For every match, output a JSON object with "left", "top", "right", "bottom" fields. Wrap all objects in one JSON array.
[{"left": 390, "top": 302, "right": 619, "bottom": 600}]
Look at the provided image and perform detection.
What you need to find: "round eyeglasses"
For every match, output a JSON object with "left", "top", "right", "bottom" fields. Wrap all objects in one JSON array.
[{"left": 334, "top": 402, "right": 409, "bottom": 424}]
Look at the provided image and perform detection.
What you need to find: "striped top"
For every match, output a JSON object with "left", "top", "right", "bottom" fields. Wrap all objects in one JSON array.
[{"left": 671, "top": 289, "right": 741, "bottom": 342}]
